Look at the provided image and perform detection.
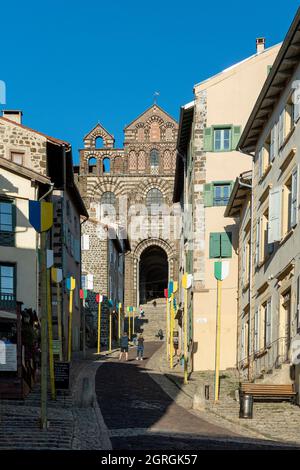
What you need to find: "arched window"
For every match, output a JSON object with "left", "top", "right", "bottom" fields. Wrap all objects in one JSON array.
[
  {"left": 150, "top": 149, "right": 159, "bottom": 167},
  {"left": 103, "top": 157, "right": 110, "bottom": 173},
  {"left": 88, "top": 157, "right": 97, "bottom": 173},
  {"left": 146, "top": 188, "right": 163, "bottom": 207},
  {"left": 100, "top": 191, "right": 116, "bottom": 219},
  {"left": 101, "top": 191, "right": 116, "bottom": 206},
  {"left": 95, "top": 136, "right": 104, "bottom": 149}
]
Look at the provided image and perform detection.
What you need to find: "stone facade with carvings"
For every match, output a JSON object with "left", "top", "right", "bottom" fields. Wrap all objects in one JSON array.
[{"left": 75, "top": 104, "right": 180, "bottom": 312}]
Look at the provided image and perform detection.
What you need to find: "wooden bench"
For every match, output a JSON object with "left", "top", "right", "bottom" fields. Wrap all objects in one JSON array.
[{"left": 240, "top": 383, "right": 297, "bottom": 402}]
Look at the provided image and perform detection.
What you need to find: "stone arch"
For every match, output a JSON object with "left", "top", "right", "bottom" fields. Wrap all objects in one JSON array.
[
  {"left": 133, "top": 238, "right": 176, "bottom": 306},
  {"left": 83, "top": 123, "right": 114, "bottom": 149}
]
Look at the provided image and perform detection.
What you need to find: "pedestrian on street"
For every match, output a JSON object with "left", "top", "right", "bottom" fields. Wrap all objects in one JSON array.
[
  {"left": 139, "top": 306, "right": 145, "bottom": 319},
  {"left": 136, "top": 333, "right": 144, "bottom": 361},
  {"left": 119, "top": 332, "right": 129, "bottom": 361}
]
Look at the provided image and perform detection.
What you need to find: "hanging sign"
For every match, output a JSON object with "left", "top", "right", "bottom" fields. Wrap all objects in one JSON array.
[
  {"left": 96, "top": 294, "right": 103, "bottom": 303},
  {"left": 168, "top": 280, "right": 174, "bottom": 297},
  {"left": 66, "top": 276, "right": 76, "bottom": 291},
  {"left": 164, "top": 288, "right": 168, "bottom": 299},
  {"left": 182, "top": 273, "right": 193, "bottom": 289},
  {"left": 46, "top": 250, "right": 54, "bottom": 268},
  {"left": 51, "top": 267, "right": 63, "bottom": 283},
  {"left": 29, "top": 200, "right": 53, "bottom": 232},
  {"left": 80, "top": 289, "right": 88, "bottom": 300},
  {"left": 214, "top": 261, "right": 230, "bottom": 281}
]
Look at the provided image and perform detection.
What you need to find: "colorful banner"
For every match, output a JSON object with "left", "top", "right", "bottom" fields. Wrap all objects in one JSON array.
[
  {"left": 214, "top": 261, "right": 229, "bottom": 281},
  {"left": 29, "top": 200, "right": 53, "bottom": 232},
  {"left": 66, "top": 276, "right": 76, "bottom": 291},
  {"left": 51, "top": 267, "right": 63, "bottom": 283}
]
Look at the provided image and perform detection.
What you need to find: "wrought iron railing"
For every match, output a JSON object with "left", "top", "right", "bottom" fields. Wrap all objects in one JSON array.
[{"left": 238, "top": 336, "right": 289, "bottom": 379}]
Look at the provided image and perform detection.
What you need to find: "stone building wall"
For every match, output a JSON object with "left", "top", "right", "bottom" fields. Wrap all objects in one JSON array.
[{"left": 76, "top": 104, "right": 180, "bottom": 311}]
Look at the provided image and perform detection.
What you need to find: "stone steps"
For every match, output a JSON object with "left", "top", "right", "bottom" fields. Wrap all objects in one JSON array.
[{"left": 134, "top": 299, "right": 166, "bottom": 340}]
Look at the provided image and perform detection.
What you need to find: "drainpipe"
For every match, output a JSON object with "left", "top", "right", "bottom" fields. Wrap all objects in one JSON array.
[{"left": 238, "top": 150, "right": 255, "bottom": 381}]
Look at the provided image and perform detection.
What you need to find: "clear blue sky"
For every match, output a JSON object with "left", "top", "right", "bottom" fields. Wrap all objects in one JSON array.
[{"left": 1, "top": 1, "right": 299, "bottom": 162}]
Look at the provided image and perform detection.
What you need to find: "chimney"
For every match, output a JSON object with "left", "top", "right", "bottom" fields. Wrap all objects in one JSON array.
[
  {"left": 256, "top": 37, "right": 265, "bottom": 54},
  {"left": 2, "top": 110, "right": 23, "bottom": 124}
]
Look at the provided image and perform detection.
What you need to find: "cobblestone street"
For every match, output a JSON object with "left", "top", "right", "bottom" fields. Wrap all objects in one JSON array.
[{"left": 95, "top": 342, "right": 298, "bottom": 450}]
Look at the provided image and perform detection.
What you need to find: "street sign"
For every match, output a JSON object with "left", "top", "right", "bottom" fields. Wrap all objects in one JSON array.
[
  {"left": 164, "top": 288, "right": 168, "bottom": 298},
  {"left": 29, "top": 200, "right": 53, "bottom": 232},
  {"left": 214, "top": 261, "right": 229, "bottom": 281},
  {"left": 52, "top": 340, "right": 62, "bottom": 356},
  {"left": 54, "top": 362, "right": 70, "bottom": 390},
  {"left": 182, "top": 273, "right": 193, "bottom": 289},
  {"left": 46, "top": 250, "right": 54, "bottom": 268}
]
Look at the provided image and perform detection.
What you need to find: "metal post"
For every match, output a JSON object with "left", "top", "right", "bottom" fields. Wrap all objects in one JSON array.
[
  {"left": 57, "top": 282, "right": 63, "bottom": 361},
  {"left": 214, "top": 279, "right": 222, "bottom": 401},
  {"left": 67, "top": 289, "right": 73, "bottom": 362},
  {"left": 40, "top": 231, "right": 48, "bottom": 429},
  {"left": 166, "top": 297, "right": 169, "bottom": 360},
  {"left": 109, "top": 310, "right": 112, "bottom": 353},
  {"left": 47, "top": 269, "right": 56, "bottom": 400},
  {"left": 118, "top": 304, "right": 121, "bottom": 344},
  {"left": 170, "top": 294, "right": 174, "bottom": 369},
  {"left": 97, "top": 298, "right": 101, "bottom": 354},
  {"left": 82, "top": 297, "right": 86, "bottom": 360},
  {"left": 184, "top": 287, "right": 188, "bottom": 385}
]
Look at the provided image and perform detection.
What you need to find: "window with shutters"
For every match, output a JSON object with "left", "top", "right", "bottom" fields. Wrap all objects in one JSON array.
[
  {"left": 209, "top": 232, "right": 232, "bottom": 258},
  {"left": 204, "top": 181, "right": 233, "bottom": 207},
  {"left": 0, "top": 199, "right": 16, "bottom": 246},
  {"left": 214, "top": 128, "right": 231, "bottom": 151},
  {"left": 258, "top": 134, "right": 272, "bottom": 179},
  {"left": 254, "top": 307, "right": 260, "bottom": 353},
  {"left": 203, "top": 125, "right": 241, "bottom": 152},
  {"left": 241, "top": 315, "right": 249, "bottom": 361},
  {"left": 263, "top": 298, "right": 272, "bottom": 348},
  {"left": 278, "top": 97, "right": 295, "bottom": 151},
  {"left": 213, "top": 183, "right": 232, "bottom": 206},
  {"left": 282, "top": 168, "right": 298, "bottom": 235},
  {"left": 262, "top": 208, "right": 273, "bottom": 262},
  {"left": 255, "top": 217, "right": 261, "bottom": 266},
  {"left": 242, "top": 227, "right": 250, "bottom": 284}
]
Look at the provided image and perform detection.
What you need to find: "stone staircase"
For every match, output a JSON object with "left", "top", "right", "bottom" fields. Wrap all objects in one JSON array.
[{"left": 134, "top": 298, "right": 166, "bottom": 341}]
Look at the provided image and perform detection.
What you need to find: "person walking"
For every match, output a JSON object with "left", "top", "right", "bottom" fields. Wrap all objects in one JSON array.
[
  {"left": 119, "top": 332, "right": 129, "bottom": 361},
  {"left": 136, "top": 333, "right": 144, "bottom": 361}
]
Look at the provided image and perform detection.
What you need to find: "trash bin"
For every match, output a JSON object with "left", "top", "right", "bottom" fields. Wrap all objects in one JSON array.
[{"left": 239, "top": 394, "right": 253, "bottom": 419}]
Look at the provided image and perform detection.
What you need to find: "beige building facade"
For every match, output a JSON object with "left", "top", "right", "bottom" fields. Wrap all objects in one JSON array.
[{"left": 174, "top": 40, "right": 280, "bottom": 372}]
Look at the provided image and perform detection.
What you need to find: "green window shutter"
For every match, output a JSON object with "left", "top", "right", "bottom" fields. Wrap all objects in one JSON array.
[
  {"left": 221, "top": 232, "right": 232, "bottom": 258},
  {"left": 203, "top": 127, "right": 213, "bottom": 151},
  {"left": 231, "top": 125, "right": 242, "bottom": 150},
  {"left": 204, "top": 183, "right": 213, "bottom": 207},
  {"left": 209, "top": 233, "right": 221, "bottom": 258}
]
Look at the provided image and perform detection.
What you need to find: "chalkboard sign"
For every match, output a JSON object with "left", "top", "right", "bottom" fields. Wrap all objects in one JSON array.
[{"left": 54, "top": 362, "right": 70, "bottom": 390}]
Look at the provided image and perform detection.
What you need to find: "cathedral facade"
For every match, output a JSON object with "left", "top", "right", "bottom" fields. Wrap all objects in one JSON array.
[{"left": 75, "top": 104, "right": 179, "bottom": 310}]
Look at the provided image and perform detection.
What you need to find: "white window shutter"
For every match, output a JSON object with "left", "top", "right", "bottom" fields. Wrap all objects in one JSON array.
[
  {"left": 268, "top": 187, "right": 282, "bottom": 243},
  {"left": 270, "top": 125, "right": 276, "bottom": 161},
  {"left": 81, "top": 234, "right": 90, "bottom": 251},
  {"left": 266, "top": 299, "right": 272, "bottom": 347},
  {"left": 291, "top": 166, "right": 298, "bottom": 228},
  {"left": 258, "top": 148, "right": 263, "bottom": 178},
  {"left": 293, "top": 88, "right": 300, "bottom": 123},
  {"left": 255, "top": 217, "right": 261, "bottom": 265},
  {"left": 254, "top": 308, "right": 259, "bottom": 353},
  {"left": 87, "top": 274, "right": 94, "bottom": 290},
  {"left": 278, "top": 111, "right": 285, "bottom": 148}
]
